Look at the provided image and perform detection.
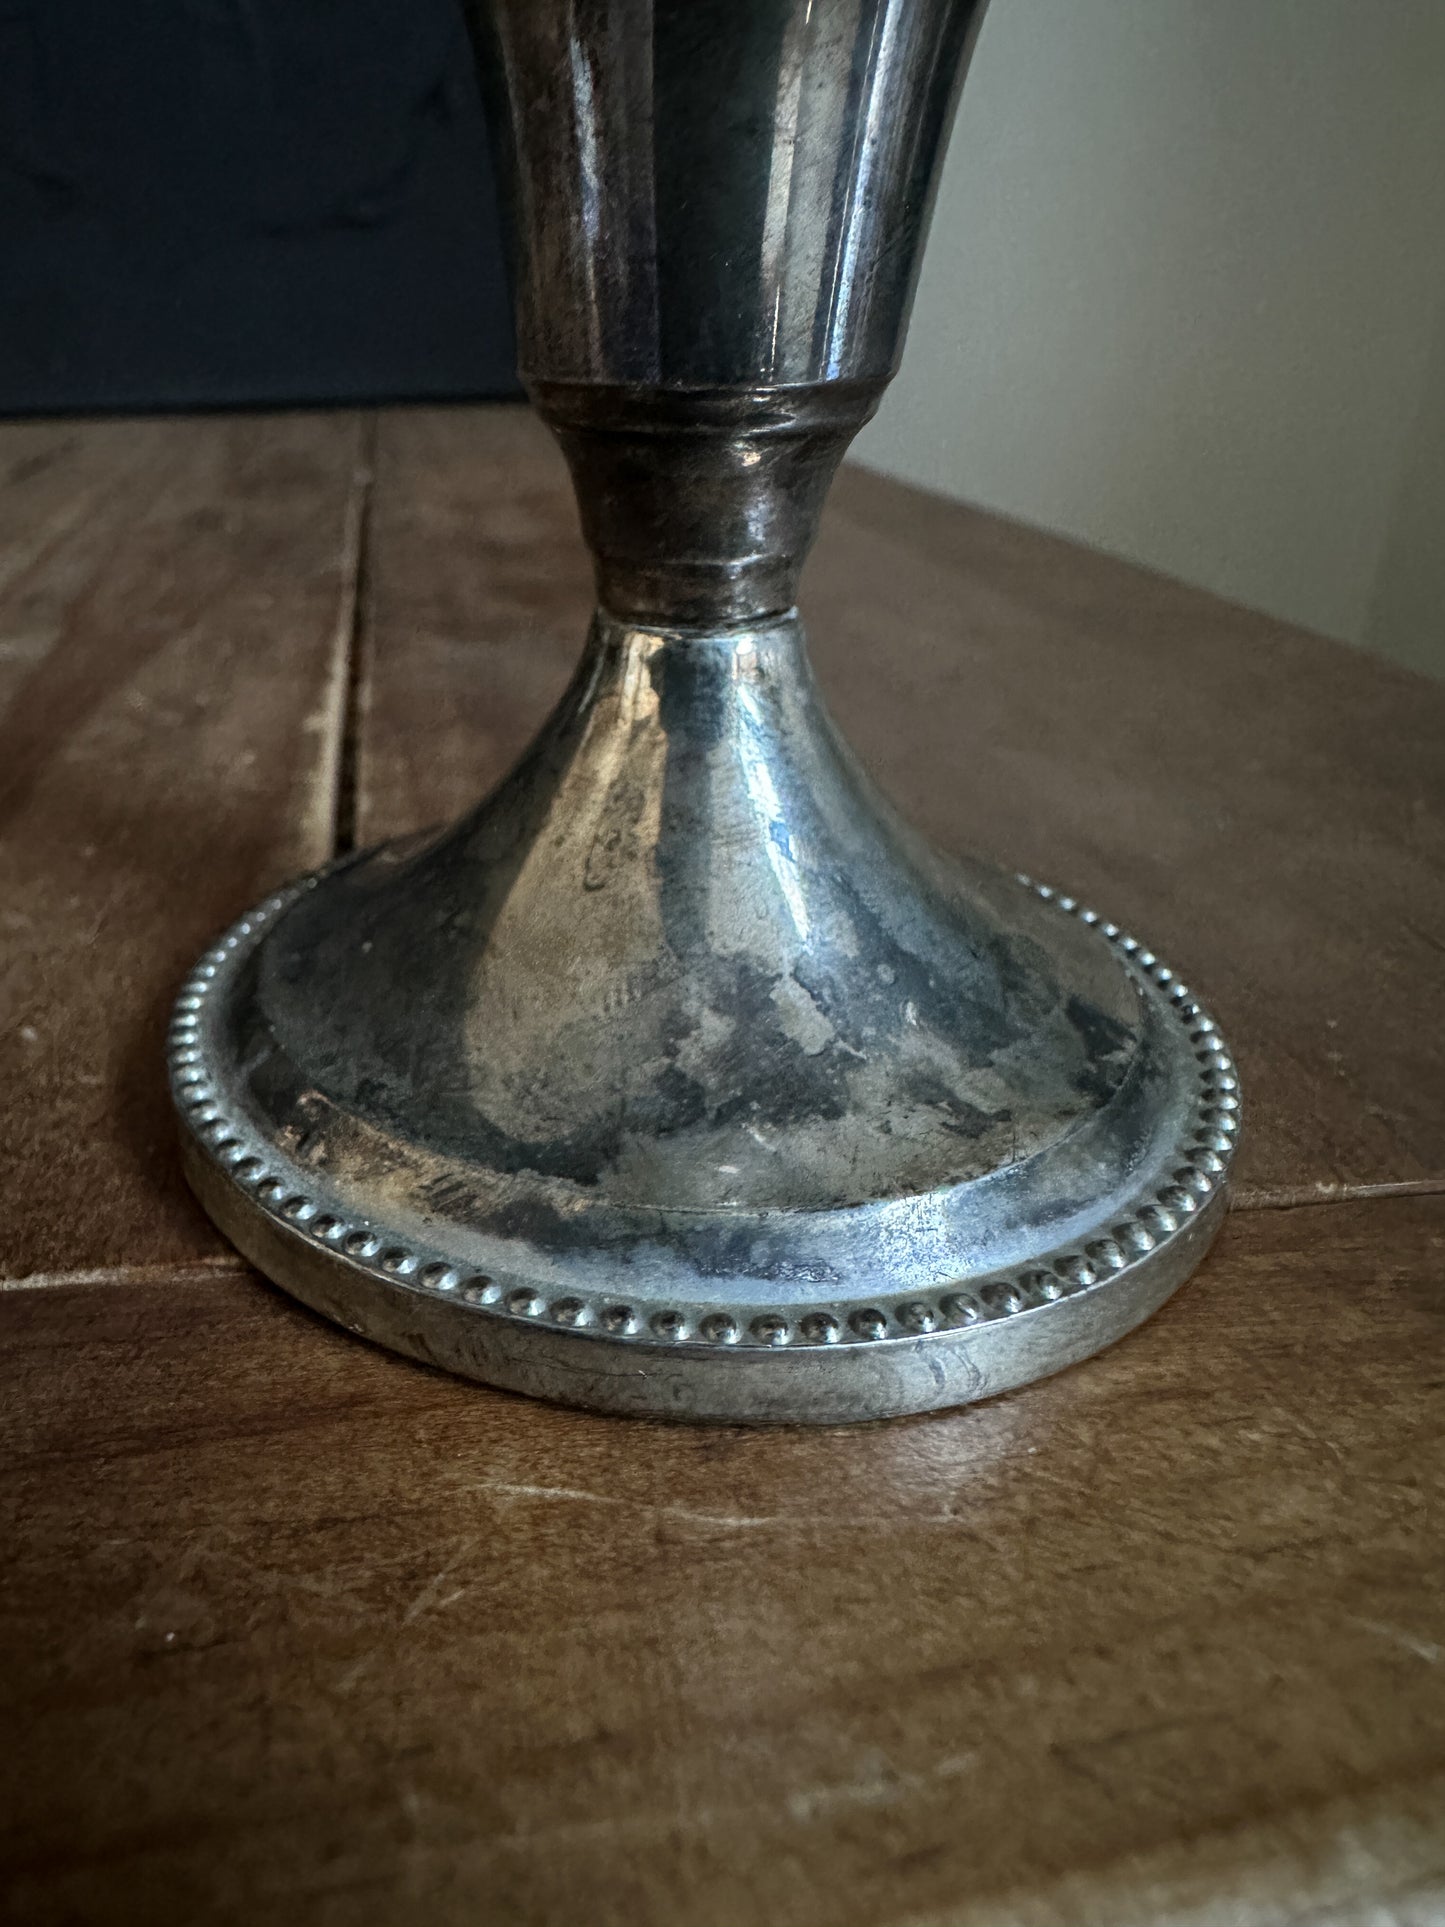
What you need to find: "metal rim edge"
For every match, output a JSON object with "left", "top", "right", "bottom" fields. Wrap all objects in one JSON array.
[{"left": 169, "top": 870, "right": 1240, "bottom": 1420}]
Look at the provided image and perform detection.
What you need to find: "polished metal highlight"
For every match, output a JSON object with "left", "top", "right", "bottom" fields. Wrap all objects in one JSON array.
[{"left": 171, "top": 0, "right": 1238, "bottom": 1423}]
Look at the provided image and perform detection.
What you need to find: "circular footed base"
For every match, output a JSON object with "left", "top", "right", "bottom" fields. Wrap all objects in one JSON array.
[{"left": 170, "top": 870, "right": 1238, "bottom": 1424}]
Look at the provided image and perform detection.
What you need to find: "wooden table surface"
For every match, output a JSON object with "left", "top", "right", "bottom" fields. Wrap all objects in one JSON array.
[{"left": 2, "top": 407, "right": 1442, "bottom": 1927}]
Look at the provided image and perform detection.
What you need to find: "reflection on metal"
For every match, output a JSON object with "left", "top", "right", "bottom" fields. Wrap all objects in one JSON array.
[{"left": 172, "top": 0, "right": 1238, "bottom": 1423}]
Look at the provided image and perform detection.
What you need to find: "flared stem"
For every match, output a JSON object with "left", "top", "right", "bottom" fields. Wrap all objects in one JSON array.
[
  {"left": 534, "top": 380, "right": 884, "bottom": 628},
  {"left": 254, "top": 607, "right": 1139, "bottom": 1220}
]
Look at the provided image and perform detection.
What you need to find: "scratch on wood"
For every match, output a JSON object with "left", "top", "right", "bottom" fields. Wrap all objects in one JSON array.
[
  {"left": 478, "top": 1478, "right": 782, "bottom": 1529},
  {"left": 401, "top": 1539, "right": 479, "bottom": 1626},
  {"left": 1238, "top": 1178, "right": 1445, "bottom": 1212},
  {"left": 1347, "top": 1616, "right": 1445, "bottom": 1666},
  {"left": 0, "top": 1256, "right": 249, "bottom": 1292}
]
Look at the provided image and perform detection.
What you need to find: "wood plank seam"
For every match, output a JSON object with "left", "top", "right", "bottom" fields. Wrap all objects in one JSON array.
[
  {"left": 330, "top": 411, "right": 378, "bottom": 860},
  {"left": 0, "top": 414, "right": 376, "bottom": 1281}
]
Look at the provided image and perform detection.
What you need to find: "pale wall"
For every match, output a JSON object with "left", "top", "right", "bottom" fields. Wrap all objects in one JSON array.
[{"left": 853, "top": 0, "right": 1445, "bottom": 676}]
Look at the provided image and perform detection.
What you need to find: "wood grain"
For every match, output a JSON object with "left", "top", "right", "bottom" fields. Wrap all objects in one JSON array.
[
  {"left": 0, "top": 414, "right": 367, "bottom": 1279},
  {"left": 3, "top": 1198, "right": 1443, "bottom": 1926},
  {"left": 358, "top": 407, "right": 1445, "bottom": 1207}
]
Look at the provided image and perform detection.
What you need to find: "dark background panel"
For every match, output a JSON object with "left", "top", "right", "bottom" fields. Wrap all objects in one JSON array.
[{"left": 0, "top": 0, "right": 518, "bottom": 413}]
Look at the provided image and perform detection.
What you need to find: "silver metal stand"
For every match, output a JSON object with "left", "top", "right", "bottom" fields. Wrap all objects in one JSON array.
[{"left": 171, "top": 0, "right": 1238, "bottom": 1422}]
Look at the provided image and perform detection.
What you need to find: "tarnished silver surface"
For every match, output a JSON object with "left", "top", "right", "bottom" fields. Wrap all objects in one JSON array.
[
  {"left": 170, "top": 610, "right": 1239, "bottom": 1424},
  {"left": 171, "top": 0, "right": 1238, "bottom": 1421}
]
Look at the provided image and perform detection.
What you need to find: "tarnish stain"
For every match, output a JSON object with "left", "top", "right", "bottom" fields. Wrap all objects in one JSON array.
[
  {"left": 460, "top": 620, "right": 668, "bottom": 1133},
  {"left": 770, "top": 972, "right": 835, "bottom": 1056}
]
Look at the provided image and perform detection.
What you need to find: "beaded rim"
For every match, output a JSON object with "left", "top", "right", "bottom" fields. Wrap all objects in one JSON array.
[{"left": 169, "top": 874, "right": 1239, "bottom": 1353}]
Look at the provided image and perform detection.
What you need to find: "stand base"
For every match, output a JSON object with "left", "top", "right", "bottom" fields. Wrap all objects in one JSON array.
[
  {"left": 171, "top": 870, "right": 1237, "bottom": 1425},
  {"left": 170, "top": 612, "right": 1237, "bottom": 1424}
]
